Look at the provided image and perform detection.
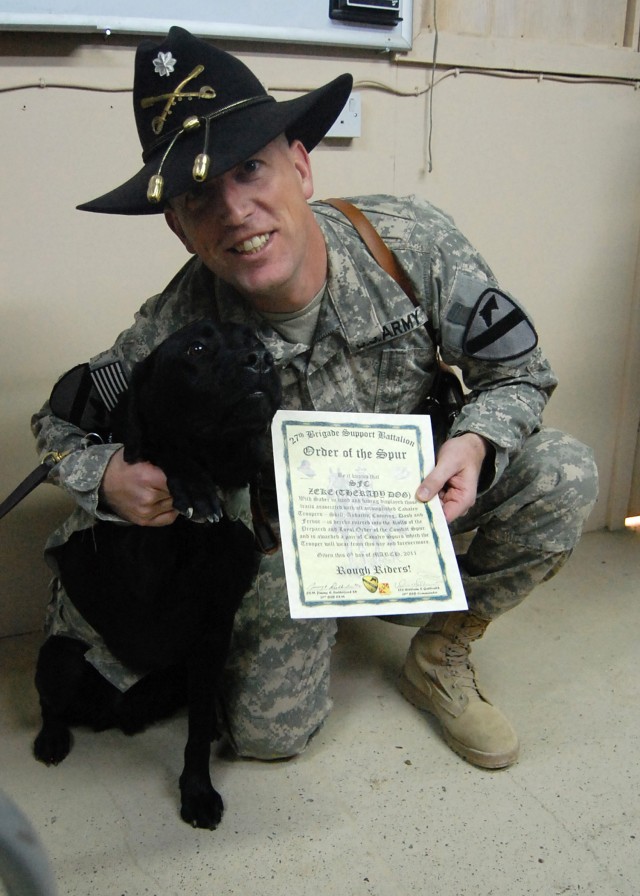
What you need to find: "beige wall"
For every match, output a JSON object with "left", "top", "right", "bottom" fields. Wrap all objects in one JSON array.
[{"left": 1, "top": 9, "right": 640, "bottom": 635}]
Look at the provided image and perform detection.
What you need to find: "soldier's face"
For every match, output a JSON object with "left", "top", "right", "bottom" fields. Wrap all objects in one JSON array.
[{"left": 165, "top": 137, "right": 323, "bottom": 310}]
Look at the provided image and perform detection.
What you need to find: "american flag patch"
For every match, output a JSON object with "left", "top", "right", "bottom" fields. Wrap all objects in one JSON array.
[{"left": 90, "top": 361, "right": 128, "bottom": 411}]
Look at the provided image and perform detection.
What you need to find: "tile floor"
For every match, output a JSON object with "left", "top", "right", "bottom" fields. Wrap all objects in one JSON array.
[{"left": 0, "top": 528, "right": 638, "bottom": 896}]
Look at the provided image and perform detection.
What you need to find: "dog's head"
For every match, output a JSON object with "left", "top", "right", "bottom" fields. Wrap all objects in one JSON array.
[{"left": 117, "top": 319, "right": 281, "bottom": 482}]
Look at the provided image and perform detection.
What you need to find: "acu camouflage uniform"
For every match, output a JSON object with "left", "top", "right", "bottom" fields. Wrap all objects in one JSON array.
[{"left": 32, "top": 195, "right": 598, "bottom": 759}]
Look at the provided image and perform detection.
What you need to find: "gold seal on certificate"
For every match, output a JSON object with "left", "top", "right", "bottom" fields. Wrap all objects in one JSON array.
[{"left": 271, "top": 411, "right": 467, "bottom": 619}]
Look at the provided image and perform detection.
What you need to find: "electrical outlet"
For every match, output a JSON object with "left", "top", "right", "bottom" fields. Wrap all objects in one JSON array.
[{"left": 325, "top": 93, "right": 362, "bottom": 138}]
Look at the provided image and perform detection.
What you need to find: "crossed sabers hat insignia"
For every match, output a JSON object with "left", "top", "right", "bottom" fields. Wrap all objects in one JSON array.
[{"left": 141, "top": 65, "right": 216, "bottom": 135}]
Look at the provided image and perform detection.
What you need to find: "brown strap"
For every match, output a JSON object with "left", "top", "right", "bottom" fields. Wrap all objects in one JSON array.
[
  {"left": 323, "top": 198, "right": 455, "bottom": 372},
  {"left": 322, "top": 201, "right": 465, "bottom": 437},
  {"left": 250, "top": 479, "right": 280, "bottom": 555},
  {"left": 322, "top": 198, "right": 419, "bottom": 306}
]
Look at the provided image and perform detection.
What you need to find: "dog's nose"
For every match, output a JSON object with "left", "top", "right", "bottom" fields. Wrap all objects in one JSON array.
[{"left": 245, "top": 348, "right": 274, "bottom": 374}]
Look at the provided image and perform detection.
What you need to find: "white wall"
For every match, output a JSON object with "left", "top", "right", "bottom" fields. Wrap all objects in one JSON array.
[{"left": 1, "top": 9, "right": 639, "bottom": 635}]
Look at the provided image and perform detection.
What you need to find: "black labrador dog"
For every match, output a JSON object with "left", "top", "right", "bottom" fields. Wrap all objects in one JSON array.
[{"left": 33, "top": 319, "right": 281, "bottom": 829}]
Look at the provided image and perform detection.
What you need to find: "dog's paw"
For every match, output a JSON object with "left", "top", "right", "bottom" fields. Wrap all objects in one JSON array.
[
  {"left": 33, "top": 724, "right": 72, "bottom": 766},
  {"left": 180, "top": 784, "right": 224, "bottom": 830},
  {"left": 168, "top": 475, "right": 223, "bottom": 524}
]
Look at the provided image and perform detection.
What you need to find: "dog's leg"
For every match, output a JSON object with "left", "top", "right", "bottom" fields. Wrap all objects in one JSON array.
[
  {"left": 33, "top": 635, "right": 127, "bottom": 764},
  {"left": 34, "top": 704, "right": 73, "bottom": 766},
  {"left": 33, "top": 636, "right": 89, "bottom": 765},
  {"left": 178, "top": 627, "right": 233, "bottom": 830}
]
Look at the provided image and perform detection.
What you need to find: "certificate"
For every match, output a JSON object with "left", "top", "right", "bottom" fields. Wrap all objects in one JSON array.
[{"left": 272, "top": 410, "right": 467, "bottom": 619}]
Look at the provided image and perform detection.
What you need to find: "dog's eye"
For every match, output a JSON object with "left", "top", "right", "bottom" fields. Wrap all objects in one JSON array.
[{"left": 186, "top": 341, "right": 206, "bottom": 357}]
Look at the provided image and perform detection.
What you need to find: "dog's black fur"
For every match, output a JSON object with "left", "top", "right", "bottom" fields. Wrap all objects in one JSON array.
[{"left": 33, "top": 319, "right": 281, "bottom": 829}]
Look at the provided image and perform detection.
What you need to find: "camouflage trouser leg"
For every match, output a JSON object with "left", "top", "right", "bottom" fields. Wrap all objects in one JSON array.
[
  {"left": 221, "top": 545, "right": 337, "bottom": 760},
  {"left": 449, "top": 427, "right": 599, "bottom": 620}
]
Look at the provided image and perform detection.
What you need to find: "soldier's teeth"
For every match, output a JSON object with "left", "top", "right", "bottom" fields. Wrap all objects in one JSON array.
[{"left": 235, "top": 234, "right": 269, "bottom": 254}]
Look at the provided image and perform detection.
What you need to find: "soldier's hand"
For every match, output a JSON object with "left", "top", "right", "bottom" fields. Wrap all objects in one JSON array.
[
  {"left": 415, "top": 433, "right": 488, "bottom": 523},
  {"left": 100, "top": 447, "right": 179, "bottom": 526}
]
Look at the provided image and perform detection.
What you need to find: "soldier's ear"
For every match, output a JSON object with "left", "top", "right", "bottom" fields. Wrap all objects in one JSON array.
[{"left": 164, "top": 206, "right": 196, "bottom": 254}]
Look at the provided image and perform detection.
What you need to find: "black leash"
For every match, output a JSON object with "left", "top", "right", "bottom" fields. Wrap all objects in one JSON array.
[{"left": 0, "top": 452, "right": 68, "bottom": 521}]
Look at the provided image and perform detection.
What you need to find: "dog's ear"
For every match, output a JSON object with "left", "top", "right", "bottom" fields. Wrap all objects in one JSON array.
[{"left": 121, "top": 354, "right": 155, "bottom": 464}]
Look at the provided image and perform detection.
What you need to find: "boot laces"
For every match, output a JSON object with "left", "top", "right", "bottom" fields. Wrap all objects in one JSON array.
[{"left": 442, "top": 642, "right": 481, "bottom": 697}]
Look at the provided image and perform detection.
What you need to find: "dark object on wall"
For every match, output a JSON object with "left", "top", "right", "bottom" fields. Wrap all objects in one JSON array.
[{"left": 329, "top": 0, "right": 402, "bottom": 26}]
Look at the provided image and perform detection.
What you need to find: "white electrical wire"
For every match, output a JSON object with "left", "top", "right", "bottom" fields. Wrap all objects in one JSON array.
[
  {"left": 425, "top": 0, "right": 439, "bottom": 173},
  {"left": 3, "top": 67, "right": 636, "bottom": 98}
]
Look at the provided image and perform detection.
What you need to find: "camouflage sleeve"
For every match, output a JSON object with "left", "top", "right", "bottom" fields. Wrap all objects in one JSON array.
[
  {"left": 448, "top": 350, "right": 557, "bottom": 486},
  {"left": 410, "top": 199, "right": 559, "bottom": 487},
  {"left": 31, "top": 401, "right": 125, "bottom": 521}
]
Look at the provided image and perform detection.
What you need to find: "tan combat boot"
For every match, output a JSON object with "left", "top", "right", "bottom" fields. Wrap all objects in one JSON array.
[{"left": 398, "top": 612, "right": 519, "bottom": 769}]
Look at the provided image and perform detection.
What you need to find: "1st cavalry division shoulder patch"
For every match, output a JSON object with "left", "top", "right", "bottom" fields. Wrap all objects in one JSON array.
[{"left": 463, "top": 289, "right": 538, "bottom": 362}]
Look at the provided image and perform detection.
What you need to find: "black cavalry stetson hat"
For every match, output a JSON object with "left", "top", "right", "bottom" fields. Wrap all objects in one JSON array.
[{"left": 78, "top": 26, "right": 353, "bottom": 215}]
